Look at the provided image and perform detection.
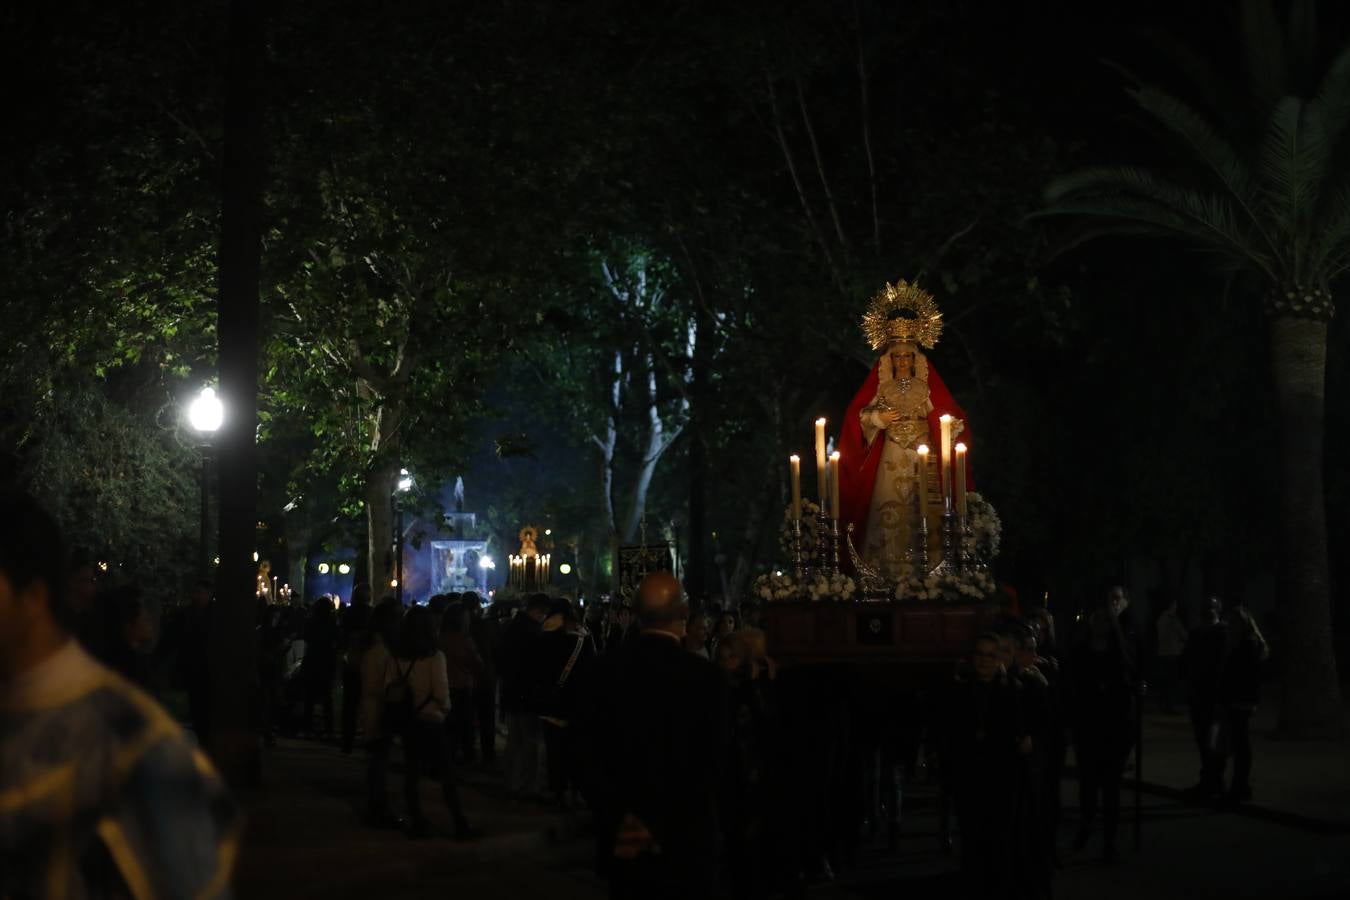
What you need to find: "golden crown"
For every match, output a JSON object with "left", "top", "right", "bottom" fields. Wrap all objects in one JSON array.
[{"left": 861, "top": 280, "right": 943, "bottom": 350}]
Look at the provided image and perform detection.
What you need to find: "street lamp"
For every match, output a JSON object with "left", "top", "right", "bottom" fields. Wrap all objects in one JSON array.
[
  {"left": 394, "top": 468, "right": 412, "bottom": 605},
  {"left": 188, "top": 386, "right": 224, "bottom": 578},
  {"left": 479, "top": 555, "right": 495, "bottom": 595}
]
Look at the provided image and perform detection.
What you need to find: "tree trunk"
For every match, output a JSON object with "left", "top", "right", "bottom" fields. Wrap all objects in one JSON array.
[
  {"left": 1270, "top": 316, "right": 1344, "bottom": 737},
  {"left": 284, "top": 524, "right": 311, "bottom": 604},
  {"left": 209, "top": 0, "right": 264, "bottom": 786},
  {"left": 365, "top": 461, "right": 399, "bottom": 599},
  {"left": 599, "top": 351, "right": 620, "bottom": 591},
  {"left": 686, "top": 302, "right": 711, "bottom": 602},
  {"left": 620, "top": 360, "right": 676, "bottom": 544}
]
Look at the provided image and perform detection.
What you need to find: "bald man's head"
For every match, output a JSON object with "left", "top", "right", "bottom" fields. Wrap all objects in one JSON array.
[{"left": 636, "top": 571, "right": 688, "bottom": 637}]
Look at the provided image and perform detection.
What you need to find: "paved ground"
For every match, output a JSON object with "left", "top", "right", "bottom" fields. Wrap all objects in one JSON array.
[{"left": 232, "top": 703, "right": 1350, "bottom": 900}]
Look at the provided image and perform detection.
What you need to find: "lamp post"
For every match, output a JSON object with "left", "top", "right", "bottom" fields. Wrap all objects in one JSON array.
[
  {"left": 395, "top": 467, "right": 412, "bottom": 605},
  {"left": 188, "top": 386, "right": 225, "bottom": 579},
  {"left": 479, "top": 555, "right": 495, "bottom": 596}
]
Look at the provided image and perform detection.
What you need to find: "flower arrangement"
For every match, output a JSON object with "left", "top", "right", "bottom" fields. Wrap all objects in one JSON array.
[
  {"left": 752, "top": 569, "right": 857, "bottom": 603},
  {"left": 894, "top": 565, "right": 997, "bottom": 603},
  {"left": 758, "top": 493, "right": 1002, "bottom": 604},
  {"left": 806, "top": 571, "right": 858, "bottom": 602},
  {"left": 777, "top": 499, "right": 825, "bottom": 565},
  {"left": 752, "top": 571, "right": 800, "bottom": 602},
  {"left": 888, "top": 491, "right": 1001, "bottom": 602},
  {"left": 962, "top": 492, "right": 1001, "bottom": 560}
]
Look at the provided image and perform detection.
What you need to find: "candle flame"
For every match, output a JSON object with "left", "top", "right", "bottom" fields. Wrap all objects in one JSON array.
[
  {"left": 917, "top": 444, "right": 930, "bottom": 454},
  {"left": 815, "top": 417, "right": 826, "bottom": 426},
  {"left": 939, "top": 414, "right": 953, "bottom": 423},
  {"left": 790, "top": 454, "right": 800, "bottom": 462},
  {"left": 955, "top": 442, "right": 967, "bottom": 452},
  {"left": 830, "top": 451, "right": 840, "bottom": 462}
]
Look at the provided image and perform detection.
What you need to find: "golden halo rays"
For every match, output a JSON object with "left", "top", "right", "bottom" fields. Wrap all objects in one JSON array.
[{"left": 861, "top": 280, "right": 943, "bottom": 351}]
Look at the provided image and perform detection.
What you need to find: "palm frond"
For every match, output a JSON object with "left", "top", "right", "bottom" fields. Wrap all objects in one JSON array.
[
  {"left": 1046, "top": 166, "right": 1265, "bottom": 251},
  {"left": 1311, "top": 182, "right": 1350, "bottom": 278},
  {"left": 1259, "top": 97, "right": 1330, "bottom": 263},
  {"left": 1241, "top": 0, "right": 1290, "bottom": 116},
  {"left": 1127, "top": 84, "right": 1277, "bottom": 255},
  {"left": 1125, "top": 32, "right": 1251, "bottom": 135},
  {"left": 1314, "top": 43, "right": 1350, "bottom": 145},
  {"left": 1036, "top": 186, "right": 1278, "bottom": 278}
]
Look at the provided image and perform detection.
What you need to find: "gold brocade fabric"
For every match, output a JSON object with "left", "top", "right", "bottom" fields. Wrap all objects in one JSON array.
[{"left": 860, "top": 354, "right": 943, "bottom": 578}]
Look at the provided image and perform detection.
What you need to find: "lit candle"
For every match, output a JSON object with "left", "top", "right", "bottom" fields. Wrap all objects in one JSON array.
[
  {"left": 789, "top": 454, "right": 802, "bottom": 520},
  {"left": 829, "top": 451, "right": 841, "bottom": 519},
  {"left": 939, "top": 414, "right": 953, "bottom": 507},
  {"left": 917, "top": 444, "right": 930, "bottom": 521},
  {"left": 814, "top": 418, "right": 828, "bottom": 503},
  {"left": 955, "top": 442, "right": 968, "bottom": 519}
]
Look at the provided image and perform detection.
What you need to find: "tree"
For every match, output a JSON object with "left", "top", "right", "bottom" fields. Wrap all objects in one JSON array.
[
  {"left": 1038, "top": 0, "right": 1348, "bottom": 735},
  {"left": 210, "top": 0, "right": 265, "bottom": 783}
]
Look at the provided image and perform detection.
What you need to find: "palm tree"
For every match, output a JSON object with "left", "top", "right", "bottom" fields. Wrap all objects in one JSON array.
[{"left": 1038, "top": 0, "right": 1348, "bottom": 736}]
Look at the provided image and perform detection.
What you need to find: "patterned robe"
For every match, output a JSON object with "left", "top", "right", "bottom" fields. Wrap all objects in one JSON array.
[{"left": 0, "top": 641, "right": 238, "bottom": 899}]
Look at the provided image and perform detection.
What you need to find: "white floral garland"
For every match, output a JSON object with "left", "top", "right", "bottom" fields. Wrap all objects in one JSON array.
[
  {"left": 962, "top": 491, "right": 1001, "bottom": 561},
  {"left": 893, "top": 565, "right": 997, "bottom": 602},
  {"left": 758, "top": 492, "right": 1002, "bottom": 603},
  {"left": 752, "top": 569, "right": 857, "bottom": 603},
  {"left": 892, "top": 491, "right": 1002, "bottom": 601}
]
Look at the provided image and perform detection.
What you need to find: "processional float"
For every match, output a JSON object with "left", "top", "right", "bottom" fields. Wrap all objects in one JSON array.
[{"left": 758, "top": 281, "right": 1003, "bottom": 671}]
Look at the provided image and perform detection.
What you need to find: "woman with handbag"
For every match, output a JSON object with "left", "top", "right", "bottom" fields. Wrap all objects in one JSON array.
[{"left": 387, "top": 605, "right": 474, "bottom": 839}]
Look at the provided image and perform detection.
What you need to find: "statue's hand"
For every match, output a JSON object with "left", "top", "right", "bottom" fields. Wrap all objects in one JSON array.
[{"left": 879, "top": 409, "right": 903, "bottom": 427}]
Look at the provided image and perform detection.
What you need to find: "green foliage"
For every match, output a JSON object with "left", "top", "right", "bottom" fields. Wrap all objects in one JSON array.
[
  {"left": 1040, "top": 0, "right": 1350, "bottom": 295},
  {"left": 3, "top": 376, "right": 200, "bottom": 605}
]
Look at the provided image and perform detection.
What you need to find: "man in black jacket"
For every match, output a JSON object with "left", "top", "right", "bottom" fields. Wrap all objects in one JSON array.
[
  {"left": 601, "top": 572, "right": 729, "bottom": 900},
  {"left": 499, "top": 593, "right": 550, "bottom": 796},
  {"left": 1181, "top": 596, "right": 1228, "bottom": 799}
]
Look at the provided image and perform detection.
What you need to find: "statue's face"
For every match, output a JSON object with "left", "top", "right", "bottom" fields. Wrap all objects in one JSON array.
[{"left": 888, "top": 342, "right": 917, "bottom": 376}]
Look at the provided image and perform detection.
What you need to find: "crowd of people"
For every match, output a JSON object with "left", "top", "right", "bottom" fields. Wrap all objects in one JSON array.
[{"left": 0, "top": 486, "right": 1276, "bottom": 899}]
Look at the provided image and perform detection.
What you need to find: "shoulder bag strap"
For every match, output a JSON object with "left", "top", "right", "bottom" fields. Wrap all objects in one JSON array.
[{"left": 557, "top": 633, "right": 586, "bottom": 688}]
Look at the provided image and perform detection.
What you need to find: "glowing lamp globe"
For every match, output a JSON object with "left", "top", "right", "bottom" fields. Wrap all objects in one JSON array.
[
  {"left": 558, "top": 563, "right": 573, "bottom": 576},
  {"left": 188, "top": 387, "right": 225, "bottom": 434}
]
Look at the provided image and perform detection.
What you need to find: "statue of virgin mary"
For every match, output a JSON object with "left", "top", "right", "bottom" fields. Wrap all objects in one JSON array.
[{"left": 837, "top": 281, "right": 972, "bottom": 580}]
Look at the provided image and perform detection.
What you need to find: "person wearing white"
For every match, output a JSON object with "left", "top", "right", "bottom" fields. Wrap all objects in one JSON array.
[
  {"left": 386, "top": 605, "right": 472, "bottom": 839},
  {"left": 360, "top": 598, "right": 402, "bottom": 826}
]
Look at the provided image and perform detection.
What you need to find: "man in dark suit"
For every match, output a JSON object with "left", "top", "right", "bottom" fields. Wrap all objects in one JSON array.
[
  {"left": 499, "top": 593, "right": 550, "bottom": 796},
  {"left": 601, "top": 572, "right": 729, "bottom": 900},
  {"left": 1181, "top": 596, "right": 1228, "bottom": 799}
]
